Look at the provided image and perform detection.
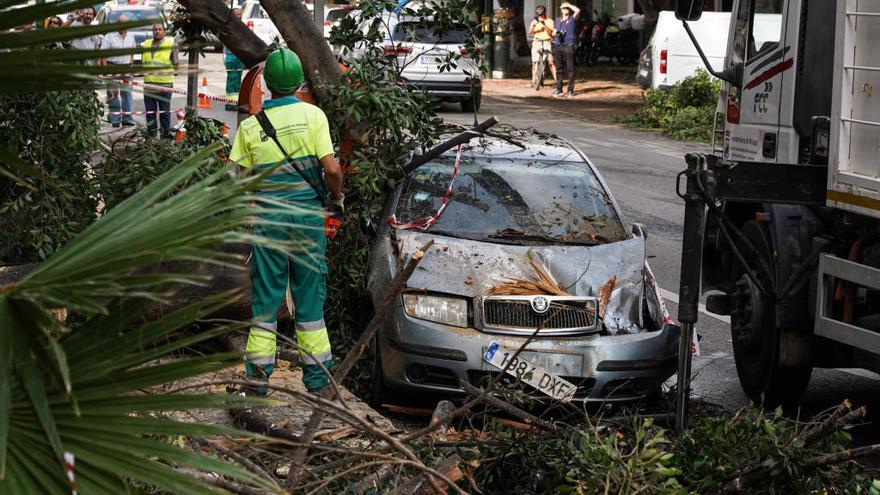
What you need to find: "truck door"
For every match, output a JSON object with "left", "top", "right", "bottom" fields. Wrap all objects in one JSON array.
[{"left": 722, "top": 0, "right": 788, "bottom": 163}]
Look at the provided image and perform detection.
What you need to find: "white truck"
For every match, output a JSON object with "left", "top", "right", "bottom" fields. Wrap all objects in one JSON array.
[{"left": 672, "top": 0, "right": 880, "bottom": 412}]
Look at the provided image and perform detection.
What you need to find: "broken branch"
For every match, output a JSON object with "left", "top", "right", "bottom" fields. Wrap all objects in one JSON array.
[{"left": 403, "top": 117, "right": 499, "bottom": 174}]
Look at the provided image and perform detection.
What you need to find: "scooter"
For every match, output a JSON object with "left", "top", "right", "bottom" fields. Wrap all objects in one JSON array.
[{"left": 589, "top": 13, "right": 641, "bottom": 65}]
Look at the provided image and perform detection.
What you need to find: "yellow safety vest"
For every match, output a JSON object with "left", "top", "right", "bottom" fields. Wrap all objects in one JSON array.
[{"left": 142, "top": 38, "right": 174, "bottom": 84}]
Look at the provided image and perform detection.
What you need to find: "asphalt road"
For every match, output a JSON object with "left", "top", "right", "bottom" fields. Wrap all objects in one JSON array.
[{"left": 128, "top": 53, "right": 880, "bottom": 422}]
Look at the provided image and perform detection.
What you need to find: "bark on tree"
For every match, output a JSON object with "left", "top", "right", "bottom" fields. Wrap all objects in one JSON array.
[
  {"left": 177, "top": 0, "right": 269, "bottom": 67},
  {"left": 258, "top": 0, "right": 343, "bottom": 102}
]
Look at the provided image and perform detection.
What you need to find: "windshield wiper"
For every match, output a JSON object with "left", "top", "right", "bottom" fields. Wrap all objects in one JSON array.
[{"left": 488, "top": 229, "right": 603, "bottom": 246}]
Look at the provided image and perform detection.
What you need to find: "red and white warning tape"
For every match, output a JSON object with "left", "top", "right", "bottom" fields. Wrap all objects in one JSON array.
[
  {"left": 107, "top": 107, "right": 185, "bottom": 116},
  {"left": 64, "top": 451, "right": 78, "bottom": 495},
  {"left": 126, "top": 80, "right": 237, "bottom": 104},
  {"left": 387, "top": 144, "right": 463, "bottom": 231}
]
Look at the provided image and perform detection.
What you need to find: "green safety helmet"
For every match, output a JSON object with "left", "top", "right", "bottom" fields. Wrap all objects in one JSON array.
[{"left": 263, "top": 48, "right": 304, "bottom": 92}]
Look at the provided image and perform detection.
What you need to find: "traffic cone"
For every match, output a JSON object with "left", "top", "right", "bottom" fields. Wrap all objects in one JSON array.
[
  {"left": 198, "top": 77, "right": 212, "bottom": 109},
  {"left": 220, "top": 122, "right": 228, "bottom": 136}
]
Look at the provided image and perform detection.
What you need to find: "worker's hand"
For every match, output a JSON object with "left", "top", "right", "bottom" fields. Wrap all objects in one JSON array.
[{"left": 324, "top": 194, "right": 344, "bottom": 238}]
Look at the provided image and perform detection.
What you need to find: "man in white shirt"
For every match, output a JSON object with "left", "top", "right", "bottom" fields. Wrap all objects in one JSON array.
[
  {"left": 100, "top": 16, "right": 136, "bottom": 127},
  {"left": 65, "top": 7, "right": 103, "bottom": 57}
]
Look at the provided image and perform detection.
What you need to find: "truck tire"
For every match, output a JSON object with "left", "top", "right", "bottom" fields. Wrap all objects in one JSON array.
[{"left": 730, "top": 221, "right": 812, "bottom": 407}]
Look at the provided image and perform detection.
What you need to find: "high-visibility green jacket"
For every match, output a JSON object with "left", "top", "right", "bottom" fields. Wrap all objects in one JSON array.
[{"left": 142, "top": 37, "right": 175, "bottom": 84}]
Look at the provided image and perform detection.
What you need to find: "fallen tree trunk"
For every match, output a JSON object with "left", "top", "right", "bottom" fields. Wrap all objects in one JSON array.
[
  {"left": 387, "top": 454, "right": 464, "bottom": 495},
  {"left": 177, "top": 0, "right": 269, "bottom": 67}
]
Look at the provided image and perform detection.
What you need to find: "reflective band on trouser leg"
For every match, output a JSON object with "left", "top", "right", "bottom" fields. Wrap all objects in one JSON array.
[
  {"left": 296, "top": 319, "right": 332, "bottom": 390},
  {"left": 245, "top": 321, "right": 277, "bottom": 366}
]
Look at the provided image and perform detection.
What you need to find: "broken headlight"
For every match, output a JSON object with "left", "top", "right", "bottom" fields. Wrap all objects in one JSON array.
[{"left": 402, "top": 294, "right": 468, "bottom": 328}]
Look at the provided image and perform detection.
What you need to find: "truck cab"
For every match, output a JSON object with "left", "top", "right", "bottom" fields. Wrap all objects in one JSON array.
[{"left": 675, "top": 0, "right": 880, "bottom": 407}]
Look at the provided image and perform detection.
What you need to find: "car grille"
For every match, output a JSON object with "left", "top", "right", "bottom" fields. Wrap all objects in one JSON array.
[{"left": 481, "top": 296, "right": 598, "bottom": 335}]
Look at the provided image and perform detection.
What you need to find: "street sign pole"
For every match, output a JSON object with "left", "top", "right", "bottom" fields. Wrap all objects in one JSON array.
[{"left": 675, "top": 153, "right": 706, "bottom": 432}]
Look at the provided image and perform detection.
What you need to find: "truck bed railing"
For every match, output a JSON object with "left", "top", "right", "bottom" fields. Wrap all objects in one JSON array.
[{"left": 815, "top": 254, "right": 880, "bottom": 354}]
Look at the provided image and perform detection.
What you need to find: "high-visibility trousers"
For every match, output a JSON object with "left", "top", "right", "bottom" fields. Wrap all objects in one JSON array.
[
  {"left": 225, "top": 53, "right": 244, "bottom": 108},
  {"left": 245, "top": 202, "right": 333, "bottom": 390}
]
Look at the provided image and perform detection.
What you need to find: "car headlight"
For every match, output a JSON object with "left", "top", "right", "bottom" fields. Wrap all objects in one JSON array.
[{"left": 402, "top": 294, "right": 468, "bottom": 328}]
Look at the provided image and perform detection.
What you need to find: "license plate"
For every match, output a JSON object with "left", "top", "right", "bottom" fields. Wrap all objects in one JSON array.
[
  {"left": 420, "top": 55, "right": 439, "bottom": 64},
  {"left": 638, "top": 68, "right": 648, "bottom": 77},
  {"left": 482, "top": 342, "right": 579, "bottom": 402}
]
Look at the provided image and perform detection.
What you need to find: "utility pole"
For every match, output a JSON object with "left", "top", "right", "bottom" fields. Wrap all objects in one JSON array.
[
  {"left": 186, "top": 46, "right": 199, "bottom": 115},
  {"left": 314, "top": 0, "right": 325, "bottom": 33}
]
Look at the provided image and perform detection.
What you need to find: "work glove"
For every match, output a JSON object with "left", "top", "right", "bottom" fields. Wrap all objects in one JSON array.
[{"left": 325, "top": 194, "right": 344, "bottom": 239}]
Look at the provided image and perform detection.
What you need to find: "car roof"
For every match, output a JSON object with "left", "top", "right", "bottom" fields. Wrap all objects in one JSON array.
[
  {"left": 102, "top": 4, "right": 161, "bottom": 10},
  {"left": 440, "top": 126, "right": 588, "bottom": 164}
]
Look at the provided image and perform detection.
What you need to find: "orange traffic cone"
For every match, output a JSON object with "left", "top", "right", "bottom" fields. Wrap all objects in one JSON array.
[
  {"left": 220, "top": 122, "right": 228, "bottom": 136},
  {"left": 198, "top": 77, "right": 211, "bottom": 109}
]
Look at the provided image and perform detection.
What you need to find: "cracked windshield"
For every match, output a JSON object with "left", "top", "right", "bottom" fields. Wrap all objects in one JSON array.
[{"left": 396, "top": 157, "right": 626, "bottom": 244}]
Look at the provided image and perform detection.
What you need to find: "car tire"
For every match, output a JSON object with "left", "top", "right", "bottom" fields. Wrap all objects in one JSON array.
[
  {"left": 730, "top": 220, "right": 812, "bottom": 408},
  {"left": 461, "top": 88, "right": 482, "bottom": 113},
  {"left": 369, "top": 335, "right": 392, "bottom": 408}
]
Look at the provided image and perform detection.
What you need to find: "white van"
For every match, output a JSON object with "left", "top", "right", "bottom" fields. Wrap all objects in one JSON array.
[{"left": 638, "top": 11, "right": 781, "bottom": 90}]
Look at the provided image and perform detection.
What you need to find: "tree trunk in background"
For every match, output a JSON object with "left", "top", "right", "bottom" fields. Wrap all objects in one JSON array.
[
  {"left": 499, "top": 0, "right": 529, "bottom": 56},
  {"left": 178, "top": 0, "right": 269, "bottom": 67},
  {"left": 258, "top": 0, "right": 343, "bottom": 102}
]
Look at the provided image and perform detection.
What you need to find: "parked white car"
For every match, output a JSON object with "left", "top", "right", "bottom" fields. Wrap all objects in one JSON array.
[
  {"left": 324, "top": 5, "right": 354, "bottom": 39},
  {"left": 638, "top": 10, "right": 781, "bottom": 89},
  {"left": 240, "top": 0, "right": 311, "bottom": 47},
  {"left": 344, "top": 13, "right": 482, "bottom": 112}
]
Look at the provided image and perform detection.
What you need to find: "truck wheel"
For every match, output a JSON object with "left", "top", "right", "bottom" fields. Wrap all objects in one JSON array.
[{"left": 730, "top": 221, "right": 812, "bottom": 407}]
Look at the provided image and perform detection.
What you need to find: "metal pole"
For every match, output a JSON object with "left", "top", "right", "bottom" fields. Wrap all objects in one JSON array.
[
  {"left": 186, "top": 48, "right": 199, "bottom": 115},
  {"left": 314, "top": 0, "right": 325, "bottom": 33},
  {"left": 675, "top": 153, "right": 706, "bottom": 432}
]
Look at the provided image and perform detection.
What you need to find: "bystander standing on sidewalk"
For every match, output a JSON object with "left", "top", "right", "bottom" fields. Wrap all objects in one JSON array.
[
  {"left": 46, "top": 16, "right": 63, "bottom": 28},
  {"left": 100, "top": 15, "right": 136, "bottom": 128},
  {"left": 64, "top": 7, "right": 102, "bottom": 60},
  {"left": 551, "top": 1, "right": 580, "bottom": 98},
  {"left": 224, "top": 8, "right": 245, "bottom": 111},
  {"left": 141, "top": 23, "right": 178, "bottom": 139},
  {"left": 528, "top": 4, "right": 556, "bottom": 87}
]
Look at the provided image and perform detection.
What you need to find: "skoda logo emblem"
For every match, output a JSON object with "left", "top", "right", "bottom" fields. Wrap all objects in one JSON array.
[{"left": 531, "top": 296, "right": 550, "bottom": 314}]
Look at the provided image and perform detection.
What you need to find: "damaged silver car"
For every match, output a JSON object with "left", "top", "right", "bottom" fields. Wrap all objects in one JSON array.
[{"left": 366, "top": 131, "right": 679, "bottom": 404}]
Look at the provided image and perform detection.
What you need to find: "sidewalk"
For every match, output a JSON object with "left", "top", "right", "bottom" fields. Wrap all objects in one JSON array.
[{"left": 484, "top": 64, "right": 643, "bottom": 123}]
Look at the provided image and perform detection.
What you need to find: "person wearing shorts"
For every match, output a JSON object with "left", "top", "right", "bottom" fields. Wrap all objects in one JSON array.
[{"left": 528, "top": 4, "right": 556, "bottom": 85}]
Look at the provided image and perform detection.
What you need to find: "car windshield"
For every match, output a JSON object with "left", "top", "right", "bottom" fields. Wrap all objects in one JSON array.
[
  {"left": 108, "top": 9, "right": 160, "bottom": 21},
  {"left": 391, "top": 21, "right": 470, "bottom": 44},
  {"left": 394, "top": 157, "right": 627, "bottom": 244}
]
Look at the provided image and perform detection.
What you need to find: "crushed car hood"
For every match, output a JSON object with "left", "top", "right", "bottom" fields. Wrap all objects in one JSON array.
[{"left": 396, "top": 231, "right": 648, "bottom": 333}]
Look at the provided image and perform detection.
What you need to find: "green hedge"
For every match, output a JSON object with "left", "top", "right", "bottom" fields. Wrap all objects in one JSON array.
[{"left": 620, "top": 69, "right": 721, "bottom": 142}]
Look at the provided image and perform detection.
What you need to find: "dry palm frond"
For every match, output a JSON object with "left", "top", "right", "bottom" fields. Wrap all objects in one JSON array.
[{"left": 487, "top": 254, "right": 568, "bottom": 296}]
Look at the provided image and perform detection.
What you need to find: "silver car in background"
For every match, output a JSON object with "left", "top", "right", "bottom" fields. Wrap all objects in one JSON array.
[
  {"left": 367, "top": 131, "right": 680, "bottom": 405},
  {"left": 345, "top": 13, "right": 482, "bottom": 112}
]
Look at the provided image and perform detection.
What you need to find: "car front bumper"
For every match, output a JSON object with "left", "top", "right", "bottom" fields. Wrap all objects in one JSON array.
[{"left": 379, "top": 310, "right": 680, "bottom": 402}]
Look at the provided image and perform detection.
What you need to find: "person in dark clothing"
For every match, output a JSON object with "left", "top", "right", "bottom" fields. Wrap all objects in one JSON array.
[{"left": 552, "top": 1, "right": 581, "bottom": 98}]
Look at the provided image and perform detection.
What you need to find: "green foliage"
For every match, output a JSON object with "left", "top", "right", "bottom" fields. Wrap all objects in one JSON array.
[
  {"left": 0, "top": 90, "right": 102, "bottom": 263},
  {"left": 620, "top": 69, "right": 720, "bottom": 142},
  {"left": 471, "top": 406, "right": 877, "bottom": 494},
  {"left": 96, "top": 112, "right": 229, "bottom": 210}
]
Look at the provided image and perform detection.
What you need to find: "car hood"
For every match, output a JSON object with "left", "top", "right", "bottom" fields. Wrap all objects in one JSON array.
[{"left": 396, "top": 231, "right": 648, "bottom": 333}]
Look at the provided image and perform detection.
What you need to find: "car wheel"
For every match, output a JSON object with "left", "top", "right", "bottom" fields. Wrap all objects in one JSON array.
[
  {"left": 730, "top": 221, "right": 812, "bottom": 408},
  {"left": 369, "top": 335, "right": 392, "bottom": 408},
  {"left": 460, "top": 88, "right": 482, "bottom": 113}
]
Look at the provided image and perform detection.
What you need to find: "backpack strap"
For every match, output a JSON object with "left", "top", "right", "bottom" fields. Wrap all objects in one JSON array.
[{"left": 253, "top": 110, "right": 326, "bottom": 204}]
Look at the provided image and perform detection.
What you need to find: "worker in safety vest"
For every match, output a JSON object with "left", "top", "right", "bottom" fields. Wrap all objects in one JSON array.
[
  {"left": 229, "top": 48, "right": 345, "bottom": 395},
  {"left": 141, "top": 23, "right": 178, "bottom": 139}
]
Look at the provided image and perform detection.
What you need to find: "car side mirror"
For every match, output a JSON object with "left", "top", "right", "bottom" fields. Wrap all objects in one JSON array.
[
  {"left": 632, "top": 223, "right": 647, "bottom": 240},
  {"left": 675, "top": 0, "right": 703, "bottom": 21}
]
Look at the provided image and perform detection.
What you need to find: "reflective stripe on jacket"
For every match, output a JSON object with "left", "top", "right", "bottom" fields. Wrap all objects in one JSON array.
[{"left": 142, "top": 38, "right": 174, "bottom": 84}]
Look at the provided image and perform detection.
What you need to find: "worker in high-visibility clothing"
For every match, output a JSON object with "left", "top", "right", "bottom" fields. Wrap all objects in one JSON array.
[
  {"left": 141, "top": 23, "right": 177, "bottom": 139},
  {"left": 229, "top": 48, "right": 344, "bottom": 395}
]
